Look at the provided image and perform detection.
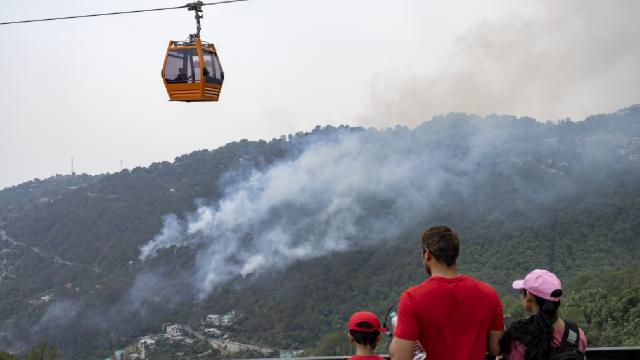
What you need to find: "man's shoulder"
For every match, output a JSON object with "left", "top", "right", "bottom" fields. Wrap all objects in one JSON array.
[
  {"left": 402, "top": 278, "right": 433, "bottom": 295},
  {"left": 402, "top": 275, "right": 499, "bottom": 299},
  {"left": 463, "top": 275, "right": 500, "bottom": 296}
]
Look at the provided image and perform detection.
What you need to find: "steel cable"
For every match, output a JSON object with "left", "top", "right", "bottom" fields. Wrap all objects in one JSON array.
[{"left": 0, "top": 0, "right": 250, "bottom": 26}]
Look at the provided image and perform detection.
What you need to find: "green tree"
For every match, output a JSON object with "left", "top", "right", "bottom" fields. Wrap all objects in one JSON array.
[
  {"left": 307, "top": 330, "right": 353, "bottom": 356},
  {"left": 0, "top": 352, "right": 21, "bottom": 360},
  {"left": 562, "top": 267, "right": 640, "bottom": 346},
  {"left": 25, "top": 340, "right": 58, "bottom": 360}
]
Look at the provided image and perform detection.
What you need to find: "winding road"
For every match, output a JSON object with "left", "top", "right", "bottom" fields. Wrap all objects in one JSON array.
[{"left": 0, "top": 228, "right": 76, "bottom": 267}]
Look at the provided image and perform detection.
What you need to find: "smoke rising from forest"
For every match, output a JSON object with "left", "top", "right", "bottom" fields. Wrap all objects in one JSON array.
[
  {"left": 138, "top": 112, "right": 582, "bottom": 298},
  {"left": 361, "top": 0, "right": 640, "bottom": 127},
  {"left": 139, "top": 126, "right": 460, "bottom": 297},
  {"left": 20, "top": 105, "right": 640, "bottom": 355}
]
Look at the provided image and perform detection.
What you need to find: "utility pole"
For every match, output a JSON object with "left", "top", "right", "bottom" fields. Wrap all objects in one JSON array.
[
  {"left": 120, "top": 159, "right": 123, "bottom": 171},
  {"left": 71, "top": 158, "right": 76, "bottom": 176}
]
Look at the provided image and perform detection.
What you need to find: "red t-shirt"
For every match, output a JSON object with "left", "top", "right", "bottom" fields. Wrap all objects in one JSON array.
[
  {"left": 348, "top": 355, "right": 386, "bottom": 360},
  {"left": 394, "top": 275, "right": 504, "bottom": 360}
]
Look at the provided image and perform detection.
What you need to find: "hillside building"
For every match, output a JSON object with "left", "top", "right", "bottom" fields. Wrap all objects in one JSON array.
[
  {"left": 166, "top": 324, "right": 183, "bottom": 338},
  {"left": 280, "top": 350, "right": 304, "bottom": 358},
  {"left": 137, "top": 336, "right": 155, "bottom": 359},
  {"left": 205, "top": 310, "right": 237, "bottom": 326},
  {"left": 204, "top": 327, "right": 223, "bottom": 337}
]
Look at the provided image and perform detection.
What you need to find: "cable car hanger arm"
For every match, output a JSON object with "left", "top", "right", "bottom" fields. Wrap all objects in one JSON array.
[
  {"left": 188, "top": 2, "right": 204, "bottom": 40},
  {"left": 0, "top": 0, "right": 249, "bottom": 26}
]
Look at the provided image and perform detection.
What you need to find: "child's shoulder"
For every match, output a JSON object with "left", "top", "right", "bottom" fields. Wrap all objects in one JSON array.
[{"left": 348, "top": 355, "right": 386, "bottom": 360}]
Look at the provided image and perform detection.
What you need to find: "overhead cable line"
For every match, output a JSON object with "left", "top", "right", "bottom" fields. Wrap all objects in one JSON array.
[{"left": 0, "top": 0, "right": 249, "bottom": 26}]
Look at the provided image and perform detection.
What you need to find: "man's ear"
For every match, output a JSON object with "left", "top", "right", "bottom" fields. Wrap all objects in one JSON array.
[{"left": 423, "top": 249, "right": 431, "bottom": 262}]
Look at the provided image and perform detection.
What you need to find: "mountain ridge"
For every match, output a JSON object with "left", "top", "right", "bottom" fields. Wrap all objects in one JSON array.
[{"left": 1, "top": 106, "right": 640, "bottom": 358}]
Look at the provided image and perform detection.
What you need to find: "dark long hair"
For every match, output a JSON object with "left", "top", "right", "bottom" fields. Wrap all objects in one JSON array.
[{"left": 500, "top": 294, "right": 561, "bottom": 360}]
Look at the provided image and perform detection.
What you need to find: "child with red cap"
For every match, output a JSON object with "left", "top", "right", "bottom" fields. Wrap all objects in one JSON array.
[{"left": 347, "top": 311, "right": 386, "bottom": 360}]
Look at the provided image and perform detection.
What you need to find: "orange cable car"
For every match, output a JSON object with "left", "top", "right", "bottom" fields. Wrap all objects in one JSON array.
[{"left": 162, "top": 2, "right": 224, "bottom": 102}]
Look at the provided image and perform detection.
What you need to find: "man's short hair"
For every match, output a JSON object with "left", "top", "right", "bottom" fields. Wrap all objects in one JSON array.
[{"left": 421, "top": 225, "right": 460, "bottom": 267}]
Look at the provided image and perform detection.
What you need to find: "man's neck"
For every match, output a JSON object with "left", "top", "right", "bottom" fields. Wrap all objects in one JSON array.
[{"left": 429, "top": 264, "right": 459, "bottom": 278}]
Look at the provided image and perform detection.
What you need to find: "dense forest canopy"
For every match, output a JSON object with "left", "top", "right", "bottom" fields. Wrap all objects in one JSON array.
[{"left": 1, "top": 105, "right": 640, "bottom": 358}]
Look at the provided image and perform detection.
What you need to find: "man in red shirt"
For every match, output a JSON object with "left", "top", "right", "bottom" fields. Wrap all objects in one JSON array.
[{"left": 389, "top": 226, "right": 504, "bottom": 360}]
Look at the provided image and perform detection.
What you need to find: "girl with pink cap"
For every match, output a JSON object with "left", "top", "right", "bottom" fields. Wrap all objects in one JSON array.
[{"left": 500, "top": 269, "right": 588, "bottom": 360}]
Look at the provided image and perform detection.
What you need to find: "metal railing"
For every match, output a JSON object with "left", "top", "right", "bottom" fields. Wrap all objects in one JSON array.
[
  {"left": 583, "top": 346, "right": 640, "bottom": 360},
  {"left": 243, "top": 347, "right": 640, "bottom": 360}
]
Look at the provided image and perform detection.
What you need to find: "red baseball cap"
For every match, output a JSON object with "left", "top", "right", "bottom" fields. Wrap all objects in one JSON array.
[{"left": 348, "top": 311, "right": 382, "bottom": 333}]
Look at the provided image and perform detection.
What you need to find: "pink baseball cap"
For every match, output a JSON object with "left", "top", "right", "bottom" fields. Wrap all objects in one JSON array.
[{"left": 512, "top": 269, "right": 563, "bottom": 301}]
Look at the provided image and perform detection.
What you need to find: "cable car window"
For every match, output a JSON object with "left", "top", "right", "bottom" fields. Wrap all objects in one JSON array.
[
  {"left": 192, "top": 55, "right": 201, "bottom": 82},
  {"left": 165, "top": 49, "right": 201, "bottom": 84},
  {"left": 203, "top": 52, "right": 223, "bottom": 84}
]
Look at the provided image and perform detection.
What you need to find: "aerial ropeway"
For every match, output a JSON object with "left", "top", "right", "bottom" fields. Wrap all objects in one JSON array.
[
  {"left": 0, "top": 0, "right": 238, "bottom": 103},
  {"left": 162, "top": 38, "right": 224, "bottom": 102},
  {"left": 162, "top": 1, "right": 224, "bottom": 102}
]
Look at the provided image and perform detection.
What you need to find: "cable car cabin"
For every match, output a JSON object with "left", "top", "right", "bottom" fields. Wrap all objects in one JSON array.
[{"left": 162, "top": 38, "right": 224, "bottom": 102}]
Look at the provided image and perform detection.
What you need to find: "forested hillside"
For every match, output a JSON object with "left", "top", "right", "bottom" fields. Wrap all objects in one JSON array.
[
  {"left": 563, "top": 267, "right": 640, "bottom": 346},
  {"left": 1, "top": 106, "right": 639, "bottom": 359}
]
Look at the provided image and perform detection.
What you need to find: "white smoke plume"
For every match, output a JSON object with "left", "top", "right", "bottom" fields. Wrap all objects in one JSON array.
[
  {"left": 361, "top": 0, "right": 640, "bottom": 127},
  {"left": 31, "top": 300, "right": 81, "bottom": 334},
  {"left": 21, "top": 107, "right": 639, "bottom": 355},
  {"left": 139, "top": 119, "right": 522, "bottom": 298}
]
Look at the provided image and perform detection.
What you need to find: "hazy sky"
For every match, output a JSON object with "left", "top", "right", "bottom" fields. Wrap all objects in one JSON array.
[{"left": 1, "top": 0, "right": 638, "bottom": 189}]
